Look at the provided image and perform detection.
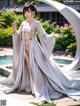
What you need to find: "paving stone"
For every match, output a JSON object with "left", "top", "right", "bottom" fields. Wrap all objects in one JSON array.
[
  {"left": 54, "top": 97, "right": 80, "bottom": 106},
  {"left": 0, "top": 87, "right": 80, "bottom": 106},
  {"left": 0, "top": 92, "right": 35, "bottom": 106}
]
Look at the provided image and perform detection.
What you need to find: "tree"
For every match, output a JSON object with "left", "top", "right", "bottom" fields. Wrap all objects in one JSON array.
[
  {"left": 17, "top": 0, "right": 63, "bottom": 5},
  {"left": 17, "top": 0, "right": 40, "bottom": 5}
]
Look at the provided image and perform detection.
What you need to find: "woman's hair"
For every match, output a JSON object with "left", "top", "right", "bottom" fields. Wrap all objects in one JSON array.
[{"left": 23, "top": 3, "right": 37, "bottom": 17}]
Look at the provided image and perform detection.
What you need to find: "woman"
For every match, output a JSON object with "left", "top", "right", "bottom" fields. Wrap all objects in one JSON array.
[{"left": 0, "top": 3, "right": 80, "bottom": 104}]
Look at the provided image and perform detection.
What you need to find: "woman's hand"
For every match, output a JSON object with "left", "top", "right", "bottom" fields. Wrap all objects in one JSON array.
[
  {"left": 54, "top": 33, "right": 63, "bottom": 38},
  {"left": 12, "top": 22, "right": 17, "bottom": 33},
  {"left": 48, "top": 33, "right": 63, "bottom": 39}
]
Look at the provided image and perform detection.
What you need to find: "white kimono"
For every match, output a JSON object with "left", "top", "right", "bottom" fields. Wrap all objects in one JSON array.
[{"left": 0, "top": 19, "right": 80, "bottom": 103}]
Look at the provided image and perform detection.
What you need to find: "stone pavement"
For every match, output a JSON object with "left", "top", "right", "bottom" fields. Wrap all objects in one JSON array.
[
  {"left": 55, "top": 97, "right": 80, "bottom": 106},
  {"left": 0, "top": 92, "right": 80, "bottom": 106},
  {"left": 0, "top": 92, "right": 33, "bottom": 106},
  {"left": 9, "top": 92, "right": 80, "bottom": 106},
  {"left": 0, "top": 47, "right": 13, "bottom": 56}
]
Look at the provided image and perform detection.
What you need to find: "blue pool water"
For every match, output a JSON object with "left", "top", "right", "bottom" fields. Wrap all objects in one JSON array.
[
  {"left": 0, "top": 56, "right": 13, "bottom": 65},
  {"left": 54, "top": 59, "right": 72, "bottom": 65},
  {"left": 0, "top": 56, "right": 72, "bottom": 65}
]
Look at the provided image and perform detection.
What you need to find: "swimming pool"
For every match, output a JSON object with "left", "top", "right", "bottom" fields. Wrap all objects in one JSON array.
[
  {"left": 0, "top": 56, "right": 72, "bottom": 65},
  {"left": 54, "top": 58, "right": 72, "bottom": 65},
  {"left": 0, "top": 56, "right": 12, "bottom": 65}
]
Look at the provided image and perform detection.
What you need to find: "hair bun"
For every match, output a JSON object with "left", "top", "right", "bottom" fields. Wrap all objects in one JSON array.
[{"left": 25, "top": 2, "right": 34, "bottom": 6}]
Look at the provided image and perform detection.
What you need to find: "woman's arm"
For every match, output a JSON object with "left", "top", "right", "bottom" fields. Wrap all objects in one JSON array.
[
  {"left": 12, "top": 22, "right": 23, "bottom": 36},
  {"left": 37, "top": 21, "right": 56, "bottom": 58},
  {"left": 37, "top": 21, "right": 63, "bottom": 39},
  {"left": 47, "top": 33, "right": 63, "bottom": 39}
]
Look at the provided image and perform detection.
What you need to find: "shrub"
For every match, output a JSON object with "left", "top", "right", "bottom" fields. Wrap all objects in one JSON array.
[
  {"left": 66, "top": 42, "right": 76, "bottom": 56},
  {"left": 1, "top": 11, "right": 16, "bottom": 28},
  {"left": 0, "top": 27, "right": 13, "bottom": 46},
  {"left": 16, "top": 15, "right": 25, "bottom": 28},
  {"left": 0, "top": 19, "right": 5, "bottom": 29},
  {"left": 54, "top": 24, "right": 76, "bottom": 56},
  {"left": 40, "top": 20, "right": 54, "bottom": 34}
]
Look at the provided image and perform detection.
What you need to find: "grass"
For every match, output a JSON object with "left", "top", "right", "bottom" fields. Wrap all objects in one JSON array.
[{"left": 32, "top": 102, "right": 56, "bottom": 106}]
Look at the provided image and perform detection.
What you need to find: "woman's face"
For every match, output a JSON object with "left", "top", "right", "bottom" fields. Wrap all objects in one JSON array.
[{"left": 24, "top": 8, "right": 32, "bottom": 19}]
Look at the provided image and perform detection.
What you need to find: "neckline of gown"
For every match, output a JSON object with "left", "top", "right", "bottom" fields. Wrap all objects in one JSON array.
[{"left": 26, "top": 18, "right": 34, "bottom": 27}]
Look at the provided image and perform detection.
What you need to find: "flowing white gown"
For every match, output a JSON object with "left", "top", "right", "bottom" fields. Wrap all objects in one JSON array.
[{"left": 0, "top": 19, "right": 80, "bottom": 103}]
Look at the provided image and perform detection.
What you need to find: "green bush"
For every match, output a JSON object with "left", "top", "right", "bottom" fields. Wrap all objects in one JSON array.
[
  {"left": 0, "top": 27, "right": 13, "bottom": 46},
  {"left": 16, "top": 15, "right": 25, "bottom": 28},
  {"left": 40, "top": 20, "right": 54, "bottom": 34},
  {"left": 1, "top": 11, "right": 25, "bottom": 28},
  {"left": 1, "top": 11, "right": 16, "bottom": 28},
  {"left": 54, "top": 24, "right": 76, "bottom": 56},
  {"left": 0, "top": 11, "right": 25, "bottom": 46},
  {"left": 0, "top": 19, "right": 5, "bottom": 29},
  {"left": 66, "top": 42, "right": 76, "bottom": 56}
]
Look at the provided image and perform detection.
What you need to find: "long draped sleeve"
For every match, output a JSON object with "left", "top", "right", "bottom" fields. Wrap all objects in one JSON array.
[
  {"left": 37, "top": 21, "right": 55, "bottom": 58},
  {"left": 0, "top": 22, "right": 23, "bottom": 85},
  {"left": 12, "top": 22, "right": 23, "bottom": 81}
]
